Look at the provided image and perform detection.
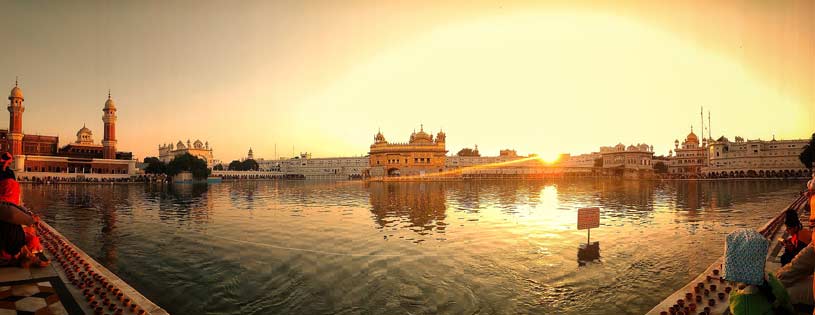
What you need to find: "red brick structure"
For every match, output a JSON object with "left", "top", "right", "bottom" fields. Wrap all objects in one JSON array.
[
  {"left": 7, "top": 80, "right": 24, "bottom": 157},
  {"left": 4, "top": 82, "right": 135, "bottom": 177},
  {"left": 102, "top": 91, "right": 117, "bottom": 159}
]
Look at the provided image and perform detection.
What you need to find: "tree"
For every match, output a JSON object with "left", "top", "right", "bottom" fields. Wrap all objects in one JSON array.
[
  {"left": 213, "top": 164, "right": 224, "bottom": 171},
  {"left": 166, "top": 153, "right": 211, "bottom": 180},
  {"left": 228, "top": 160, "right": 242, "bottom": 171},
  {"left": 241, "top": 159, "right": 259, "bottom": 171},
  {"left": 799, "top": 133, "right": 815, "bottom": 169},
  {"left": 456, "top": 148, "right": 480, "bottom": 157},
  {"left": 143, "top": 156, "right": 166, "bottom": 174}
]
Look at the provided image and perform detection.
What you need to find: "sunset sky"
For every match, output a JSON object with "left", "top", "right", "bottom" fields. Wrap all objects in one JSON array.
[{"left": 0, "top": 1, "right": 812, "bottom": 162}]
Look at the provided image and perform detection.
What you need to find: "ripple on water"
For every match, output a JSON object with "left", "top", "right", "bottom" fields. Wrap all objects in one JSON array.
[{"left": 22, "top": 179, "right": 806, "bottom": 315}]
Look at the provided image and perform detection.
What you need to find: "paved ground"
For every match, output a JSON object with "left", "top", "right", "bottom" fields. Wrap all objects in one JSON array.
[{"left": 0, "top": 258, "right": 83, "bottom": 315}]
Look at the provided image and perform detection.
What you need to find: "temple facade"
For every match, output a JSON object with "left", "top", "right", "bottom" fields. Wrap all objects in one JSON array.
[
  {"left": 667, "top": 128, "right": 708, "bottom": 178},
  {"left": 158, "top": 139, "right": 215, "bottom": 167},
  {"left": 3, "top": 83, "right": 136, "bottom": 177},
  {"left": 368, "top": 126, "right": 447, "bottom": 177}
]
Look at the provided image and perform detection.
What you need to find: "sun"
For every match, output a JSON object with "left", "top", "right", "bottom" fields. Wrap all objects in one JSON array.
[{"left": 537, "top": 152, "right": 561, "bottom": 164}]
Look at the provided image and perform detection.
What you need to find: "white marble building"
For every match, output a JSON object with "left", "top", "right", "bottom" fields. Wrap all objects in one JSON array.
[
  {"left": 702, "top": 136, "right": 810, "bottom": 178},
  {"left": 158, "top": 139, "right": 215, "bottom": 167}
]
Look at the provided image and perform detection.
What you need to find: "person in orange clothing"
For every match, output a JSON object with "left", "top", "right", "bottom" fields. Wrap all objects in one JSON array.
[
  {"left": 0, "top": 152, "right": 48, "bottom": 267},
  {"left": 782, "top": 209, "right": 810, "bottom": 266}
]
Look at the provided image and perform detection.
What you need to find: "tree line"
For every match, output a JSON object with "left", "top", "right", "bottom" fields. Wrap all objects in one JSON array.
[{"left": 143, "top": 153, "right": 211, "bottom": 180}]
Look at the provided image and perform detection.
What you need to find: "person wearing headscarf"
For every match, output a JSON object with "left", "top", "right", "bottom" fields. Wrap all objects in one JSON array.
[
  {"left": 725, "top": 229, "right": 794, "bottom": 314},
  {"left": 0, "top": 152, "right": 47, "bottom": 267}
]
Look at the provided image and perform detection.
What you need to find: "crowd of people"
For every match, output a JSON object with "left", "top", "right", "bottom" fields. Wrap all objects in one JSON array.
[
  {"left": 718, "top": 172, "right": 815, "bottom": 315},
  {"left": 17, "top": 174, "right": 169, "bottom": 184},
  {"left": 218, "top": 173, "right": 286, "bottom": 180},
  {"left": 215, "top": 173, "right": 316, "bottom": 180}
]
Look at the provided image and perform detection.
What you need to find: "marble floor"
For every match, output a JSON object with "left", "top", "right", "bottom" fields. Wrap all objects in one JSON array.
[{"left": 0, "top": 261, "right": 82, "bottom": 315}]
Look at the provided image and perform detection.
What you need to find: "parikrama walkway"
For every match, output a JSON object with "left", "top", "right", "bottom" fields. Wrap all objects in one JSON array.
[
  {"left": 0, "top": 222, "right": 168, "bottom": 315},
  {"left": 647, "top": 192, "right": 811, "bottom": 315}
]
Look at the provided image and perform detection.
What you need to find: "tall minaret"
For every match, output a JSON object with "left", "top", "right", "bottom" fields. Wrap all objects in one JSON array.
[
  {"left": 7, "top": 79, "right": 24, "bottom": 157},
  {"left": 102, "top": 90, "right": 117, "bottom": 159}
]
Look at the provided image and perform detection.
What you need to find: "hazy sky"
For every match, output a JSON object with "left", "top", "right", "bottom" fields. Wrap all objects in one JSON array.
[{"left": 1, "top": 0, "right": 813, "bottom": 162}]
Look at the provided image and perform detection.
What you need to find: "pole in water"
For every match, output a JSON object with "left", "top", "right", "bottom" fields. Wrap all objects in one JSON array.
[{"left": 587, "top": 228, "right": 591, "bottom": 244}]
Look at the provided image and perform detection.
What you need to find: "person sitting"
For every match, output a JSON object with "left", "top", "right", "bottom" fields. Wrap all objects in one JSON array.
[
  {"left": 724, "top": 229, "right": 794, "bottom": 314},
  {"left": 0, "top": 152, "right": 47, "bottom": 268},
  {"left": 781, "top": 209, "right": 811, "bottom": 266}
]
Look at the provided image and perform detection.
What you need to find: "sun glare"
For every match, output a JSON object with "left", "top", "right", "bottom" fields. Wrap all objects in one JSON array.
[{"left": 538, "top": 153, "right": 561, "bottom": 164}]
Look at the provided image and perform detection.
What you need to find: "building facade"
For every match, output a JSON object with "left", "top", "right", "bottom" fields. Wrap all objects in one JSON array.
[
  {"left": 158, "top": 139, "right": 215, "bottom": 167},
  {"left": 668, "top": 128, "right": 708, "bottom": 178},
  {"left": 4, "top": 84, "right": 136, "bottom": 177},
  {"left": 600, "top": 143, "right": 654, "bottom": 177},
  {"left": 702, "top": 136, "right": 810, "bottom": 178},
  {"left": 254, "top": 152, "right": 367, "bottom": 179},
  {"left": 368, "top": 126, "right": 447, "bottom": 177},
  {"left": 559, "top": 152, "right": 601, "bottom": 175}
]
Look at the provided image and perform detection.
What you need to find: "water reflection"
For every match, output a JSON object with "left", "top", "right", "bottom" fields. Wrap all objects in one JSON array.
[
  {"left": 157, "top": 183, "right": 212, "bottom": 225},
  {"left": 368, "top": 182, "right": 447, "bottom": 235},
  {"left": 18, "top": 179, "right": 808, "bottom": 315}
]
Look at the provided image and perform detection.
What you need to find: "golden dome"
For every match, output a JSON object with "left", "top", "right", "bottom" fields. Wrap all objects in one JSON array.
[
  {"left": 410, "top": 125, "right": 433, "bottom": 143},
  {"left": 685, "top": 130, "right": 699, "bottom": 143}
]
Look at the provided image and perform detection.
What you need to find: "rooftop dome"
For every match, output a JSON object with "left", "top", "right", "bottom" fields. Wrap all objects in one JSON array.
[
  {"left": 76, "top": 125, "right": 92, "bottom": 136},
  {"left": 374, "top": 129, "right": 386, "bottom": 143},
  {"left": 9, "top": 85, "right": 22, "bottom": 100},
  {"left": 104, "top": 91, "right": 115, "bottom": 109},
  {"left": 410, "top": 125, "right": 433, "bottom": 143},
  {"left": 685, "top": 129, "right": 699, "bottom": 143},
  {"left": 75, "top": 124, "right": 94, "bottom": 144}
]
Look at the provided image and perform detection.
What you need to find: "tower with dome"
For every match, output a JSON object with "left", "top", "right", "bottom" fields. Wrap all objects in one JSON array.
[{"left": 1, "top": 81, "right": 136, "bottom": 176}]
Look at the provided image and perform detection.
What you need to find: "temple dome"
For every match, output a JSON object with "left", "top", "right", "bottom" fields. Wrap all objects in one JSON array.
[
  {"left": 374, "top": 130, "right": 386, "bottom": 143},
  {"left": 75, "top": 125, "right": 94, "bottom": 144},
  {"left": 76, "top": 125, "right": 92, "bottom": 137},
  {"left": 193, "top": 139, "right": 204, "bottom": 149},
  {"left": 410, "top": 125, "right": 433, "bottom": 143},
  {"left": 685, "top": 130, "right": 699, "bottom": 143}
]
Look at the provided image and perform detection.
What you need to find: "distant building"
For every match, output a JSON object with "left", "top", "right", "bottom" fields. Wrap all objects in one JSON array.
[
  {"left": 255, "top": 152, "right": 367, "bottom": 179},
  {"left": 702, "top": 136, "right": 809, "bottom": 178},
  {"left": 559, "top": 152, "right": 601, "bottom": 175},
  {"left": 158, "top": 139, "right": 215, "bottom": 167},
  {"left": 668, "top": 128, "right": 708, "bottom": 177},
  {"left": 445, "top": 148, "right": 526, "bottom": 169},
  {"left": 600, "top": 143, "right": 654, "bottom": 177},
  {"left": 368, "top": 126, "right": 447, "bottom": 177},
  {"left": 2, "top": 83, "right": 135, "bottom": 176}
]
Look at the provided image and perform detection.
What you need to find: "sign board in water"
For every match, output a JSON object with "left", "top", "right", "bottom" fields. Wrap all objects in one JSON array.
[{"left": 577, "top": 207, "right": 600, "bottom": 230}]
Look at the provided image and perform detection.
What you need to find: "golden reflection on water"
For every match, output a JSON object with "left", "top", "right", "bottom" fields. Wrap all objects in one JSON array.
[{"left": 17, "top": 179, "right": 809, "bottom": 315}]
